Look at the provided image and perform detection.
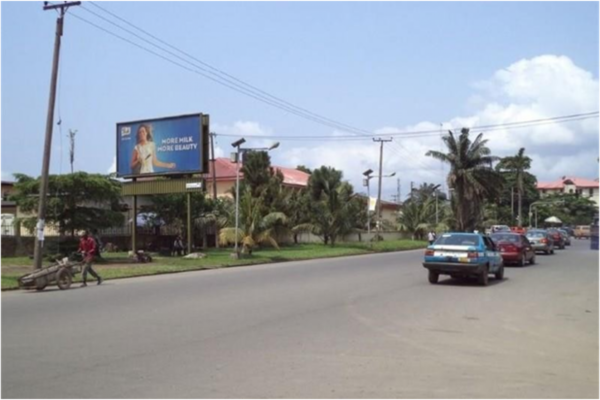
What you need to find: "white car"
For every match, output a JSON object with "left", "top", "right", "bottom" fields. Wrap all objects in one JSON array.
[{"left": 491, "top": 225, "right": 511, "bottom": 233}]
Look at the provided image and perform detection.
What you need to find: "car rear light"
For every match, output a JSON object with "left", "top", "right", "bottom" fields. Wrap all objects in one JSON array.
[
  {"left": 467, "top": 251, "right": 478, "bottom": 258},
  {"left": 425, "top": 249, "right": 434, "bottom": 256},
  {"left": 541, "top": 238, "right": 547, "bottom": 244}
]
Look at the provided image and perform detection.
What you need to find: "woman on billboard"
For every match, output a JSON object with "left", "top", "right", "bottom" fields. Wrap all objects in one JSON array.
[{"left": 130, "top": 124, "right": 176, "bottom": 174}]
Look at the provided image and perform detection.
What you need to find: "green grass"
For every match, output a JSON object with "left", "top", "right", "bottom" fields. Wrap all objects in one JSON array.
[{"left": 1, "top": 240, "right": 427, "bottom": 290}]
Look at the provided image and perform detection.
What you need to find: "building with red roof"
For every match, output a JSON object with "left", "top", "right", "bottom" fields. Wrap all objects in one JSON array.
[
  {"left": 536, "top": 176, "right": 599, "bottom": 205},
  {"left": 204, "top": 157, "right": 309, "bottom": 198}
]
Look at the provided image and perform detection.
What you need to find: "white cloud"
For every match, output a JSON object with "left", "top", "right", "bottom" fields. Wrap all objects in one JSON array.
[
  {"left": 219, "top": 55, "right": 599, "bottom": 201},
  {"left": 303, "top": 56, "right": 597, "bottom": 198}
]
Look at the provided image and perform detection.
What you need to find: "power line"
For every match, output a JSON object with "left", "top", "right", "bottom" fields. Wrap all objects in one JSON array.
[
  {"left": 213, "top": 113, "right": 599, "bottom": 140},
  {"left": 71, "top": 7, "right": 417, "bottom": 168}
]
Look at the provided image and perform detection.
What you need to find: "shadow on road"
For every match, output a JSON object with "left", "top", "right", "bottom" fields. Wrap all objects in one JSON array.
[{"left": 437, "top": 276, "right": 508, "bottom": 287}]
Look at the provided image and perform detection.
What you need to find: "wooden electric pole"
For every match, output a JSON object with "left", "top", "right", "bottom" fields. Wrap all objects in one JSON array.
[
  {"left": 373, "top": 138, "right": 393, "bottom": 230},
  {"left": 33, "top": 1, "right": 81, "bottom": 270}
]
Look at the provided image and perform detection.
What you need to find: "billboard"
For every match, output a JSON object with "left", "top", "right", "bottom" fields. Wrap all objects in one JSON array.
[{"left": 116, "top": 113, "right": 209, "bottom": 178}]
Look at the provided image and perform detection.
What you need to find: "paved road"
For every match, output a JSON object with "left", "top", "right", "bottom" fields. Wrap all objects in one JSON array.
[{"left": 2, "top": 240, "right": 598, "bottom": 398}]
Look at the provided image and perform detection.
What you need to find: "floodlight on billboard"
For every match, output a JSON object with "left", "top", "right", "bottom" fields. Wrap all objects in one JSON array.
[{"left": 116, "top": 113, "right": 209, "bottom": 178}]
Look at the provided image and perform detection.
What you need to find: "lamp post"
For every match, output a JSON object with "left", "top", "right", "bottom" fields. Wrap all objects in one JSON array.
[
  {"left": 432, "top": 184, "right": 441, "bottom": 226},
  {"left": 363, "top": 170, "right": 396, "bottom": 235},
  {"left": 230, "top": 139, "right": 279, "bottom": 257},
  {"left": 363, "top": 169, "right": 373, "bottom": 234}
]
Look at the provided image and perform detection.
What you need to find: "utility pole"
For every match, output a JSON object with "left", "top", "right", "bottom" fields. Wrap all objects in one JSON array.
[
  {"left": 410, "top": 181, "right": 414, "bottom": 200},
  {"left": 33, "top": 1, "right": 81, "bottom": 270},
  {"left": 68, "top": 129, "right": 77, "bottom": 174},
  {"left": 209, "top": 132, "right": 219, "bottom": 248},
  {"left": 373, "top": 138, "right": 393, "bottom": 230},
  {"left": 396, "top": 178, "right": 400, "bottom": 205}
]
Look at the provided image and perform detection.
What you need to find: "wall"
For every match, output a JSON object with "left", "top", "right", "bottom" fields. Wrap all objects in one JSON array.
[{"left": 294, "top": 231, "right": 410, "bottom": 244}]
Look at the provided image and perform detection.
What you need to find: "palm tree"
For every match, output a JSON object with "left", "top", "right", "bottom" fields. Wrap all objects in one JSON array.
[
  {"left": 398, "top": 197, "right": 436, "bottom": 240},
  {"left": 218, "top": 189, "right": 286, "bottom": 255},
  {"left": 496, "top": 148, "right": 532, "bottom": 227},
  {"left": 298, "top": 166, "right": 364, "bottom": 246},
  {"left": 426, "top": 128, "right": 504, "bottom": 232}
]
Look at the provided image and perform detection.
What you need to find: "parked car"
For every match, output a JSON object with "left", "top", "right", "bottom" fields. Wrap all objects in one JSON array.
[
  {"left": 423, "top": 232, "right": 504, "bottom": 286},
  {"left": 547, "top": 228, "right": 566, "bottom": 249},
  {"left": 490, "top": 233, "right": 536, "bottom": 266},
  {"left": 562, "top": 226, "right": 575, "bottom": 237},
  {"left": 557, "top": 229, "right": 571, "bottom": 246},
  {"left": 491, "top": 225, "right": 511, "bottom": 233},
  {"left": 526, "top": 229, "right": 555, "bottom": 255},
  {"left": 574, "top": 225, "right": 591, "bottom": 239}
]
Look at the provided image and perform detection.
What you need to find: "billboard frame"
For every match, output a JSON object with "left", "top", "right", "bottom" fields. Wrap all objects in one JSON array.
[{"left": 116, "top": 112, "right": 209, "bottom": 179}]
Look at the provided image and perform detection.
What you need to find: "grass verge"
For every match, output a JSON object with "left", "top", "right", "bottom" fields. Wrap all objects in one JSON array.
[{"left": 1, "top": 240, "right": 426, "bottom": 290}]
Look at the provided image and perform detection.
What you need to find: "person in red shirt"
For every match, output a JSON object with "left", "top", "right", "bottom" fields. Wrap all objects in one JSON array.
[{"left": 79, "top": 230, "right": 103, "bottom": 287}]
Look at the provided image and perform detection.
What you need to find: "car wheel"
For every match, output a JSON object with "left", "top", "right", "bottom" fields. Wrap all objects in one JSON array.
[
  {"left": 518, "top": 253, "right": 526, "bottom": 267},
  {"left": 428, "top": 270, "right": 439, "bottom": 284},
  {"left": 529, "top": 254, "right": 536, "bottom": 265},
  {"left": 478, "top": 265, "right": 489, "bottom": 286},
  {"left": 495, "top": 264, "right": 504, "bottom": 280},
  {"left": 551, "top": 248, "right": 555, "bottom": 255}
]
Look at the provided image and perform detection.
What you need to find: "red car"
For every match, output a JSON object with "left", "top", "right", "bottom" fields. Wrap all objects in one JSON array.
[{"left": 490, "top": 233, "right": 536, "bottom": 266}]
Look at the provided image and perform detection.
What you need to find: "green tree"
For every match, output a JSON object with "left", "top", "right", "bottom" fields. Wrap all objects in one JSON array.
[
  {"left": 11, "top": 172, "right": 124, "bottom": 236},
  {"left": 147, "top": 192, "right": 210, "bottom": 231},
  {"left": 426, "top": 128, "right": 504, "bottom": 232},
  {"left": 496, "top": 148, "right": 533, "bottom": 227},
  {"left": 296, "top": 165, "right": 312, "bottom": 175},
  {"left": 398, "top": 197, "right": 436, "bottom": 240},
  {"left": 534, "top": 193, "right": 598, "bottom": 227},
  {"left": 300, "top": 166, "right": 364, "bottom": 246},
  {"left": 218, "top": 189, "right": 286, "bottom": 254}
]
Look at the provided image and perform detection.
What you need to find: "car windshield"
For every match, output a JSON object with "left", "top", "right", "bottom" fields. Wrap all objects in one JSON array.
[
  {"left": 435, "top": 234, "right": 480, "bottom": 246},
  {"left": 491, "top": 234, "right": 520, "bottom": 243},
  {"left": 527, "top": 231, "right": 545, "bottom": 238}
]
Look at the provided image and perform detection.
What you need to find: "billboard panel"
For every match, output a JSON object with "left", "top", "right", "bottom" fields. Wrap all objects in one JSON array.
[{"left": 116, "top": 113, "right": 208, "bottom": 178}]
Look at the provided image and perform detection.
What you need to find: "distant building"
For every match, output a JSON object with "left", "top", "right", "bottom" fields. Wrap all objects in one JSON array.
[
  {"left": 204, "top": 157, "right": 310, "bottom": 197},
  {"left": 1, "top": 181, "right": 16, "bottom": 215},
  {"left": 536, "top": 176, "right": 600, "bottom": 205}
]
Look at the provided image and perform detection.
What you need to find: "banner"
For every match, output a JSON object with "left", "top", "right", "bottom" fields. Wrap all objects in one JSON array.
[
  {"left": 368, "top": 197, "right": 378, "bottom": 212},
  {"left": 116, "top": 113, "right": 208, "bottom": 178}
]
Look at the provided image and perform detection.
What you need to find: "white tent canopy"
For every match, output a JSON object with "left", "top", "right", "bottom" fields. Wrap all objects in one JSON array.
[{"left": 544, "top": 216, "right": 562, "bottom": 224}]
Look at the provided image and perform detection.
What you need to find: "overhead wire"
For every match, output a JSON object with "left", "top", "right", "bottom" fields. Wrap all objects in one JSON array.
[
  {"left": 70, "top": 5, "right": 599, "bottom": 182},
  {"left": 73, "top": 4, "right": 415, "bottom": 168}
]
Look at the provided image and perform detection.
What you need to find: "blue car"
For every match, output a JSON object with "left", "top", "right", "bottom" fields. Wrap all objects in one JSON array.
[{"left": 423, "top": 232, "right": 504, "bottom": 286}]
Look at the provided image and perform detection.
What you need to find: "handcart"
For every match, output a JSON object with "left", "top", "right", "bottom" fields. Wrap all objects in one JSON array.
[{"left": 18, "top": 258, "right": 84, "bottom": 291}]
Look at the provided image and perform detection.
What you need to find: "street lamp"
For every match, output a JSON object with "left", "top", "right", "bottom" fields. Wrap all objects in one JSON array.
[
  {"left": 432, "top": 184, "right": 441, "bottom": 225},
  {"left": 230, "top": 139, "right": 279, "bottom": 257}
]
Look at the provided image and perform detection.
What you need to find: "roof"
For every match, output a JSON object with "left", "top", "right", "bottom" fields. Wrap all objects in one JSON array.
[
  {"left": 205, "top": 158, "right": 309, "bottom": 187},
  {"left": 355, "top": 194, "right": 401, "bottom": 210},
  {"left": 537, "top": 176, "right": 600, "bottom": 190},
  {"left": 1, "top": 181, "right": 14, "bottom": 186}
]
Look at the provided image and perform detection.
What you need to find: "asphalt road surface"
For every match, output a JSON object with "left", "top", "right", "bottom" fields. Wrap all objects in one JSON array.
[{"left": 2, "top": 240, "right": 598, "bottom": 398}]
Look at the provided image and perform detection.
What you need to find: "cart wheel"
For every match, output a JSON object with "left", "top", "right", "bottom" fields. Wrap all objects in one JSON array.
[
  {"left": 56, "top": 268, "right": 72, "bottom": 290},
  {"left": 35, "top": 277, "right": 48, "bottom": 291}
]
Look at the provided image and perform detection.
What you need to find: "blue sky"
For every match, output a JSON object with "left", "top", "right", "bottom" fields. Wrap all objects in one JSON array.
[{"left": 2, "top": 1, "right": 598, "bottom": 200}]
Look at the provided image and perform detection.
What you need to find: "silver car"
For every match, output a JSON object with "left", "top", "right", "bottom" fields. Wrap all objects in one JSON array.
[{"left": 526, "top": 230, "right": 555, "bottom": 255}]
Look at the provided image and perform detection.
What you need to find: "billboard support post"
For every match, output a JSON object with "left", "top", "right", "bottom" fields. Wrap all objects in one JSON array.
[
  {"left": 187, "top": 192, "right": 192, "bottom": 255},
  {"left": 132, "top": 194, "right": 137, "bottom": 253}
]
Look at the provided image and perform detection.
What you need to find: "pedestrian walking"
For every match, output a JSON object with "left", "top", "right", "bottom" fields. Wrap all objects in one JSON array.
[
  {"left": 428, "top": 230, "right": 436, "bottom": 245},
  {"left": 79, "top": 230, "right": 102, "bottom": 287}
]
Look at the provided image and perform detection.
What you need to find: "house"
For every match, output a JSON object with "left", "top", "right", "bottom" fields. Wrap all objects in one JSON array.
[
  {"left": 536, "top": 176, "right": 600, "bottom": 205},
  {"left": 204, "top": 157, "right": 310, "bottom": 197},
  {"left": 1, "top": 181, "right": 16, "bottom": 215}
]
